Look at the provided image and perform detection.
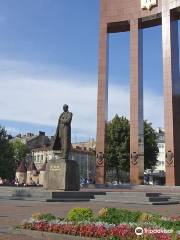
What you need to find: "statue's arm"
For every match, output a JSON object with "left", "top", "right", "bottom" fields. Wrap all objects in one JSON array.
[
  {"left": 62, "top": 112, "right": 73, "bottom": 124},
  {"left": 55, "top": 116, "right": 61, "bottom": 134},
  {"left": 58, "top": 113, "right": 63, "bottom": 124}
]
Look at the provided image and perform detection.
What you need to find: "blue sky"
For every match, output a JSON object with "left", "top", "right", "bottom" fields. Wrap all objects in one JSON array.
[{"left": 0, "top": 1, "right": 177, "bottom": 141}]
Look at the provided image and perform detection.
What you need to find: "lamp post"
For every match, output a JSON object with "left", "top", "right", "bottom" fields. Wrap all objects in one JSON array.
[{"left": 86, "top": 153, "right": 89, "bottom": 180}]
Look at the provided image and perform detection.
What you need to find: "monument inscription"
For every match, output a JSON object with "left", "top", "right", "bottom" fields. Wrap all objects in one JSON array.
[{"left": 50, "top": 165, "right": 61, "bottom": 171}]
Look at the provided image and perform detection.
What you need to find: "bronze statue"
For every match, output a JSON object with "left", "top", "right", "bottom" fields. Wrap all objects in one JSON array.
[{"left": 52, "top": 104, "right": 73, "bottom": 159}]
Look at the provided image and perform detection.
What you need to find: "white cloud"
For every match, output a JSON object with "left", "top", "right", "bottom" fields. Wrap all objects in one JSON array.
[
  {"left": 108, "top": 85, "right": 164, "bottom": 129},
  {"left": 0, "top": 59, "right": 164, "bottom": 139},
  {"left": 108, "top": 85, "right": 130, "bottom": 119},
  {"left": 5, "top": 127, "right": 19, "bottom": 135},
  {"left": 0, "top": 77, "right": 97, "bottom": 137},
  {"left": 144, "top": 91, "right": 164, "bottom": 128}
]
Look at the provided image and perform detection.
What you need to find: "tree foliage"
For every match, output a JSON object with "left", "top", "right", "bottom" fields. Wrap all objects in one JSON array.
[
  {"left": 11, "top": 139, "right": 29, "bottom": 168},
  {"left": 0, "top": 126, "right": 15, "bottom": 179},
  {"left": 144, "top": 120, "right": 159, "bottom": 170},
  {"left": 105, "top": 115, "right": 159, "bottom": 180},
  {"left": 105, "top": 115, "right": 130, "bottom": 182}
]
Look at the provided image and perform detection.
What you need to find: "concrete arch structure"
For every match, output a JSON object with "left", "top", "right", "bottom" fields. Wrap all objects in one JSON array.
[{"left": 96, "top": 0, "right": 180, "bottom": 186}]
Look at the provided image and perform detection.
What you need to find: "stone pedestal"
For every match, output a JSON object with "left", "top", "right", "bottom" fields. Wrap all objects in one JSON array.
[{"left": 44, "top": 159, "right": 80, "bottom": 191}]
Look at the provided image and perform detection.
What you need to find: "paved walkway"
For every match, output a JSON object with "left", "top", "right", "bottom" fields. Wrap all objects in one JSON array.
[
  {"left": 0, "top": 186, "right": 180, "bottom": 239},
  {"left": 0, "top": 198, "right": 180, "bottom": 239}
]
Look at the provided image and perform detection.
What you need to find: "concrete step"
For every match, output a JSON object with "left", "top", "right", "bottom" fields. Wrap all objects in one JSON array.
[
  {"left": 149, "top": 197, "right": 170, "bottom": 202},
  {"left": 0, "top": 196, "right": 11, "bottom": 200},
  {"left": 102, "top": 184, "right": 180, "bottom": 191},
  {"left": 46, "top": 198, "right": 90, "bottom": 202},
  {"left": 93, "top": 196, "right": 171, "bottom": 203},
  {"left": 162, "top": 194, "right": 180, "bottom": 200},
  {"left": 11, "top": 188, "right": 52, "bottom": 199},
  {"left": 106, "top": 200, "right": 179, "bottom": 205},
  {"left": 93, "top": 195, "right": 107, "bottom": 201},
  {"left": 48, "top": 192, "right": 106, "bottom": 202},
  {"left": 11, "top": 189, "right": 106, "bottom": 202},
  {"left": 105, "top": 192, "right": 161, "bottom": 197},
  {"left": 92, "top": 192, "right": 180, "bottom": 205},
  {"left": 91, "top": 198, "right": 179, "bottom": 205},
  {"left": 106, "top": 197, "right": 170, "bottom": 202},
  {"left": 52, "top": 191, "right": 105, "bottom": 199},
  {"left": 10, "top": 197, "right": 46, "bottom": 202},
  {"left": 151, "top": 201, "right": 179, "bottom": 205}
]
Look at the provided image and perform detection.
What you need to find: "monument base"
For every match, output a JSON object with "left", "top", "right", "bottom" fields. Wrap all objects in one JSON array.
[{"left": 44, "top": 159, "right": 80, "bottom": 191}]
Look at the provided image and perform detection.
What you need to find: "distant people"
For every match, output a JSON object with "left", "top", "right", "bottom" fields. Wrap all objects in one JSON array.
[
  {"left": 89, "top": 178, "right": 93, "bottom": 184},
  {"left": 144, "top": 175, "right": 151, "bottom": 185},
  {"left": 15, "top": 178, "right": 19, "bottom": 187},
  {"left": 30, "top": 177, "right": 33, "bottom": 185},
  {"left": 30, "top": 178, "right": 36, "bottom": 186},
  {"left": 0, "top": 177, "right": 3, "bottom": 185},
  {"left": 80, "top": 177, "right": 86, "bottom": 188},
  {"left": 37, "top": 179, "right": 39, "bottom": 186}
]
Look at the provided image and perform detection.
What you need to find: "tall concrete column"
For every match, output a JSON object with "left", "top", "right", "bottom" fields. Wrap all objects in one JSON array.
[
  {"left": 162, "top": 5, "right": 180, "bottom": 186},
  {"left": 95, "top": 18, "right": 108, "bottom": 184},
  {"left": 130, "top": 19, "right": 144, "bottom": 185}
]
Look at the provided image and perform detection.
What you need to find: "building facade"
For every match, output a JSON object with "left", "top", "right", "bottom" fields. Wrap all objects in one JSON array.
[
  {"left": 11, "top": 131, "right": 51, "bottom": 150},
  {"left": 31, "top": 144, "right": 96, "bottom": 182},
  {"left": 155, "top": 128, "right": 165, "bottom": 173}
]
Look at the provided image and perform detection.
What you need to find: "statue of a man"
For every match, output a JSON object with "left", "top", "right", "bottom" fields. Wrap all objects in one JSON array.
[{"left": 52, "top": 104, "right": 73, "bottom": 159}]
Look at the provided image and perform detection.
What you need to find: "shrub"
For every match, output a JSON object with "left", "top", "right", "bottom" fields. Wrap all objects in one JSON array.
[
  {"left": 32, "top": 213, "right": 56, "bottom": 221},
  {"left": 98, "top": 208, "right": 141, "bottom": 224},
  {"left": 155, "top": 219, "right": 180, "bottom": 231},
  {"left": 32, "top": 212, "right": 42, "bottom": 220},
  {"left": 139, "top": 212, "right": 154, "bottom": 222},
  {"left": 40, "top": 213, "right": 56, "bottom": 221},
  {"left": 67, "top": 207, "right": 93, "bottom": 222},
  {"left": 98, "top": 208, "right": 108, "bottom": 218}
]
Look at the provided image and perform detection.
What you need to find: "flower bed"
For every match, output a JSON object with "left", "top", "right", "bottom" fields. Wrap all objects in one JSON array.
[{"left": 21, "top": 208, "right": 180, "bottom": 240}]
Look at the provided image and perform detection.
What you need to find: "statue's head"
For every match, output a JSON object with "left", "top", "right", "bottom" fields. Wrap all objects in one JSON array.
[{"left": 63, "top": 104, "right": 69, "bottom": 112}]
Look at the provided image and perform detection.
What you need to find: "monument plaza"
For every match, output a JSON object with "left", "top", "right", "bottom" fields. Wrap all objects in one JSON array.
[
  {"left": 0, "top": 1, "right": 180, "bottom": 239},
  {"left": 96, "top": 0, "right": 180, "bottom": 186},
  {"left": 0, "top": 194, "right": 180, "bottom": 239}
]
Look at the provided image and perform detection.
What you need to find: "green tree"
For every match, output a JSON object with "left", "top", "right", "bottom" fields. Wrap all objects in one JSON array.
[
  {"left": 105, "top": 115, "right": 159, "bottom": 180},
  {"left": 11, "top": 139, "right": 29, "bottom": 169},
  {"left": 144, "top": 120, "right": 159, "bottom": 170},
  {"left": 0, "top": 126, "right": 15, "bottom": 180},
  {"left": 105, "top": 115, "right": 130, "bottom": 182}
]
